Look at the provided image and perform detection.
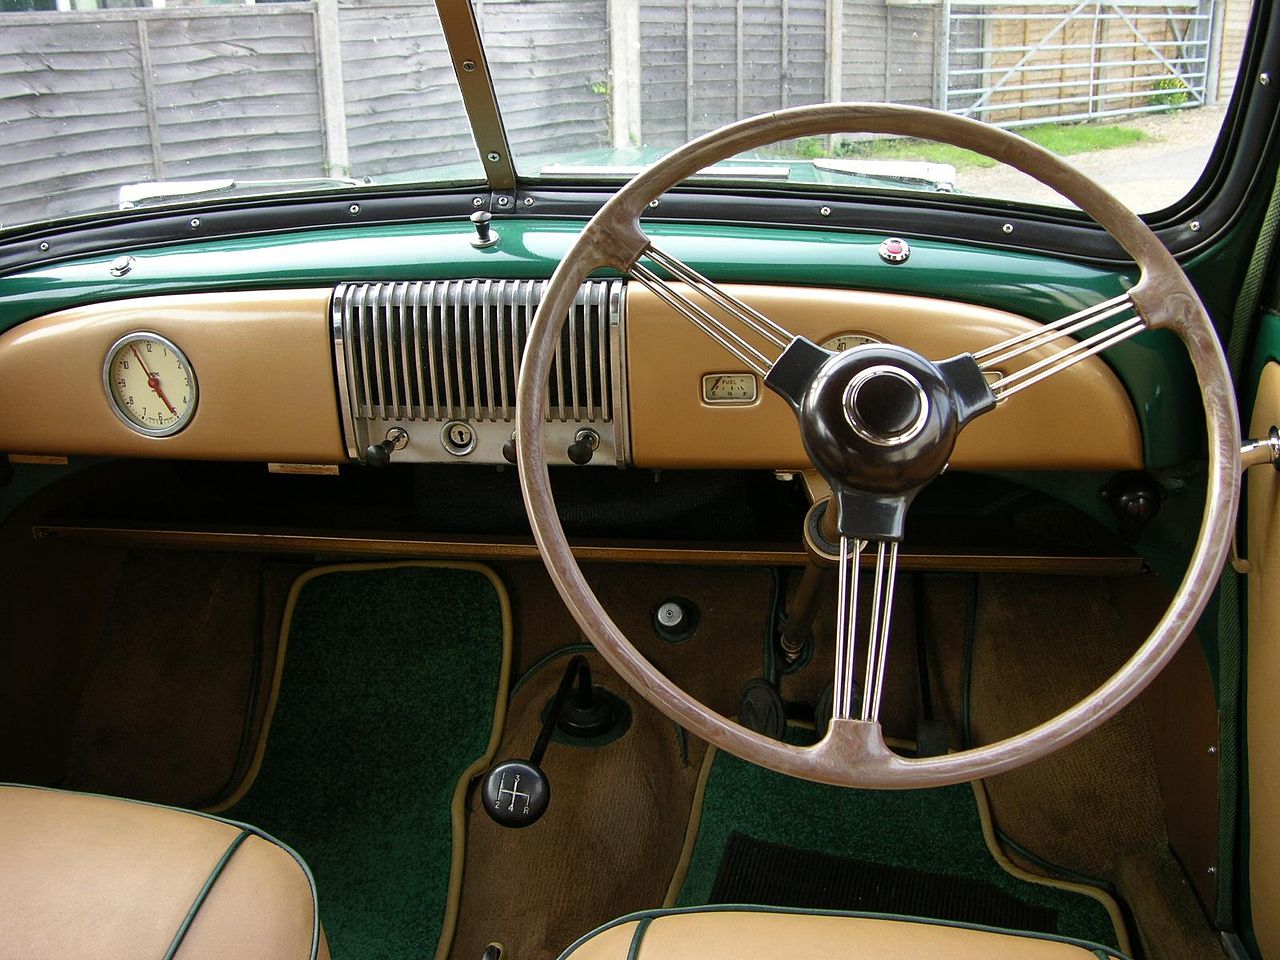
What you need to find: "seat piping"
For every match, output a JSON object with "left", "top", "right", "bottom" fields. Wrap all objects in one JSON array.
[
  {"left": 163, "top": 829, "right": 251, "bottom": 960},
  {"left": 556, "top": 904, "right": 1134, "bottom": 960}
]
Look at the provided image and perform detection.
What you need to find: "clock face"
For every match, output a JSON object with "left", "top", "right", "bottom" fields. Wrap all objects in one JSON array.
[{"left": 103, "top": 332, "right": 198, "bottom": 437}]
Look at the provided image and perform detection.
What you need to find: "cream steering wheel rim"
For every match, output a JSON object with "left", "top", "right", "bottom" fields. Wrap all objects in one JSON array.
[{"left": 516, "top": 102, "right": 1240, "bottom": 788}]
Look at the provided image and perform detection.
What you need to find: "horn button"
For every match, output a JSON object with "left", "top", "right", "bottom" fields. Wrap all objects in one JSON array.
[
  {"left": 801, "top": 346, "right": 958, "bottom": 496},
  {"left": 845, "top": 365, "right": 929, "bottom": 446},
  {"left": 764, "top": 339, "right": 996, "bottom": 541}
]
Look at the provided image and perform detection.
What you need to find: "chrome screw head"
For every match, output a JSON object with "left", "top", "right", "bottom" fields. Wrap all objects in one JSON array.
[
  {"left": 523, "top": 197, "right": 534, "bottom": 206},
  {"left": 819, "top": 206, "right": 832, "bottom": 216},
  {"left": 189, "top": 218, "right": 201, "bottom": 229},
  {"left": 462, "top": 60, "right": 477, "bottom": 72},
  {"left": 349, "top": 204, "right": 360, "bottom": 215},
  {"left": 496, "top": 195, "right": 510, "bottom": 207},
  {"left": 1262, "top": 72, "right": 1272, "bottom": 86},
  {"left": 1002, "top": 223, "right": 1014, "bottom": 234},
  {"left": 487, "top": 152, "right": 501, "bottom": 163},
  {"left": 38, "top": 241, "right": 49, "bottom": 252},
  {"left": 473, "top": 197, "right": 484, "bottom": 207},
  {"left": 1189, "top": 220, "right": 1202, "bottom": 232}
]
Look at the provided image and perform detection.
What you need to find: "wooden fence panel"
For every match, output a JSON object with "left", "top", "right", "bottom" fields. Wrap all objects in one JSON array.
[
  {"left": 0, "top": 18, "right": 153, "bottom": 228},
  {"left": 638, "top": 0, "right": 689, "bottom": 144},
  {"left": 147, "top": 11, "right": 324, "bottom": 179},
  {"left": 338, "top": 1, "right": 478, "bottom": 177},
  {"left": 639, "top": 0, "right": 828, "bottom": 147},
  {"left": 841, "top": 0, "right": 937, "bottom": 107},
  {"left": 479, "top": 0, "right": 610, "bottom": 166}
]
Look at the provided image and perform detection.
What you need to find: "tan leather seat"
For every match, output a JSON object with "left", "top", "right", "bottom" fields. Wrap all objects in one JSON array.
[
  {"left": 560, "top": 907, "right": 1125, "bottom": 960},
  {"left": 0, "top": 784, "right": 328, "bottom": 960}
]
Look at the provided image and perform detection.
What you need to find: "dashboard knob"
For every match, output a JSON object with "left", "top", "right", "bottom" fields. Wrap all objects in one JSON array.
[
  {"left": 502, "top": 433, "right": 517, "bottom": 464},
  {"left": 364, "top": 426, "right": 408, "bottom": 467},
  {"left": 567, "top": 428, "right": 599, "bottom": 465},
  {"left": 470, "top": 210, "right": 499, "bottom": 249}
]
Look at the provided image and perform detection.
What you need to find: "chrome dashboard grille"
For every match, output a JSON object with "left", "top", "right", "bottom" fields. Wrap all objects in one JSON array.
[
  {"left": 337, "top": 279, "right": 615, "bottom": 424},
  {"left": 331, "top": 279, "right": 626, "bottom": 465}
]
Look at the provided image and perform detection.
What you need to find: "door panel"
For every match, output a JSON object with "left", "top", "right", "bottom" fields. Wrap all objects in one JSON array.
[{"left": 1246, "top": 360, "right": 1280, "bottom": 956}]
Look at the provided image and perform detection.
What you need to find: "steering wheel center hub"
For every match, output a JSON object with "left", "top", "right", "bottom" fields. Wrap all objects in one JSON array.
[
  {"left": 844, "top": 365, "right": 930, "bottom": 446},
  {"left": 796, "top": 345, "right": 960, "bottom": 501}
]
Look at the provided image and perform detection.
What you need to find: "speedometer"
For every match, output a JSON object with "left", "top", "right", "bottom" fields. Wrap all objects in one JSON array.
[{"left": 821, "top": 332, "right": 882, "bottom": 352}]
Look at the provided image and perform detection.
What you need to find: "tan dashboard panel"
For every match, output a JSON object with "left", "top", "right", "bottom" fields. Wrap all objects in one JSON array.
[
  {"left": 0, "top": 289, "right": 345, "bottom": 463},
  {"left": 626, "top": 284, "right": 1143, "bottom": 470}
]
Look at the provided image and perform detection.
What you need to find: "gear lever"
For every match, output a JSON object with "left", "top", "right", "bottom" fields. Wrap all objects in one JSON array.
[{"left": 481, "top": 655, "right": 614, "bottom": 828}]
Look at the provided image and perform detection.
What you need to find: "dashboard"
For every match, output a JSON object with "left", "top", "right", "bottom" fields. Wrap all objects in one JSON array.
[{"left": 0, "top": 277, "right": 1143, "bottom": 473}]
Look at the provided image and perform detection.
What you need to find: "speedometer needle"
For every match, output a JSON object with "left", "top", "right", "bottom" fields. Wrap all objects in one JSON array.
[{"left": 131, "top": 344, "right": 178, "bottom": 416}]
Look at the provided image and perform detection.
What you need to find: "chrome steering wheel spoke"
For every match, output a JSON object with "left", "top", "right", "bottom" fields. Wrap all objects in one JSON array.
[
  {"left": 831, "top": 535, "right": 901, "bottom": 727},
  {"left": 975, "top": 292, "right": 1148, "bottom": 401},
  {"left": 627, "top": 243, "right": 800, "bottom": 378}
]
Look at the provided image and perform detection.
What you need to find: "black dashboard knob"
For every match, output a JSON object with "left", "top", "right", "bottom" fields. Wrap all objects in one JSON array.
[
  {"left": 364, "top": 427, "right": 407, "bottom": 467},
  {"left": 502, "top": 434, "right": 517, "bottom": 464},
  {"left": 567, "top": 428, "right": 599, "bottom": 465},
  {"left": 365, "top": 439, "right": 393, "bottom": 467}
]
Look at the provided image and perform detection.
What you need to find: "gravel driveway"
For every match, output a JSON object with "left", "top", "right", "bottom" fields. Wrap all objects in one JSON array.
[{"left": 955, "top": 104, "right": 1227, "bottom": 214}]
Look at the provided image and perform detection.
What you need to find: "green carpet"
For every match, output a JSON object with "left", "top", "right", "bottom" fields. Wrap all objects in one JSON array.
[
  {"left": 228, "top": 565, "right": 506, "bottom": 960},
  {"left": 677, "top": 733, "right": 1120, "bottom": 949}
]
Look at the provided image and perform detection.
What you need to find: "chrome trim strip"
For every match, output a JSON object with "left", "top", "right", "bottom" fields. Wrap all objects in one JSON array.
[
  {"left": 597, "top": 282, "right": 610, "bottom": 424},
  {"left": 569, "top": 291, "right": 582, "bottom": 421},
  {"left": 482, "top": 283, "right": 497, "bottom": 422},
  {"left": 411, "top": 280, "right": 427, "bottom": 421},
  {"left": 452, "top": 283, "right": 468, "bottom": 421},
  {"left": 358, "top": 284, "right": 375, "bottom": 420},
  {"left": 610, "top": 280, "right": 630, "bottom": 466},
  {"left": 496, "top": 279, "right": 511, "bottom": 421},
  {"left": 553, "top": 289, "right": 567, "bottom": 423},
  {"left": 395, "top": 282, "right": 413, "bottom": 420},
  {"left": 467, "top": 279, "right": 482, "bottom": 421},
  {"left": 423, "top": 281, "right": 440, "bottom": 420},
  {"left": 370, "top": 281, "right": 386, "bottom": 421},
  {"left": 331, "top": 286, "right": 360, "bottom": 459}
]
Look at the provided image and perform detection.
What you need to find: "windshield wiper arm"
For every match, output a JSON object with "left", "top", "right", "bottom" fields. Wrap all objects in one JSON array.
[{"left": 118, "top": 177, "right": 371, "bottom": 209}]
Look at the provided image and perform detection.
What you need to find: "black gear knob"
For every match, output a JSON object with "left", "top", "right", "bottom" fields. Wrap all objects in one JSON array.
[{"left": 481, "top": 759, "right": 549, "bottom": 828}]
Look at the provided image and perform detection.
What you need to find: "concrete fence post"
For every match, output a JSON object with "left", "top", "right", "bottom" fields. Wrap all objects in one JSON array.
[{"left": 315, "top": 0, "right": 351, "bottom": 177}]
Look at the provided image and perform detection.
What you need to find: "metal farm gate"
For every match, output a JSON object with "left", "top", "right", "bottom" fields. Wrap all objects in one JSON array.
[{"left": 941, "top": 0, "right": 1219, "bottom": 126}]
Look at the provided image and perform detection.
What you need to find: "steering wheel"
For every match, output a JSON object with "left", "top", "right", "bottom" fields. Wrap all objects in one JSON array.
[{"left": 515, "top": 103, "right": 1239, "bottom": 788}]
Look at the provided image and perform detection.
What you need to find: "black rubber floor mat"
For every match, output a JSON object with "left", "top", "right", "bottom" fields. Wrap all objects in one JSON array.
[{"left": 710, "top": 832, "right": 1057, "bottom": 933}]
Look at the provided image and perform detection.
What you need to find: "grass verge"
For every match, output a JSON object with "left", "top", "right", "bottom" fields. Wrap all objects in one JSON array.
[{"left": 829, "top": 121, "right": 1149, "bottom": 169}]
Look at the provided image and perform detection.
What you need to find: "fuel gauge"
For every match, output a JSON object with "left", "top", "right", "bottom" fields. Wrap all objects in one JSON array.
[{"left": 701, "top": 372, "right": 759, "bottom": 405}]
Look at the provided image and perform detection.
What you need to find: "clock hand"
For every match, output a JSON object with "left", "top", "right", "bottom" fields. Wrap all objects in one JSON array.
[{"left": 130, "top": 344, "right": 178, "bottom": 416}]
